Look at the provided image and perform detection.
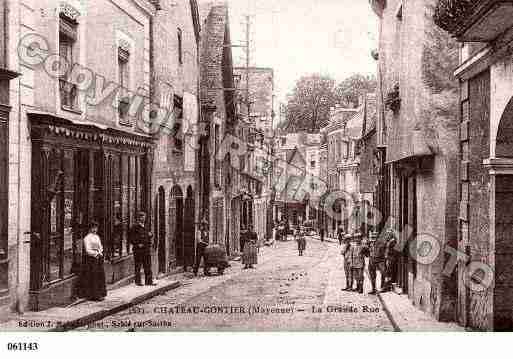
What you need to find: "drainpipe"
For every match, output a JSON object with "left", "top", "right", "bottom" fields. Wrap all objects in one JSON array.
[{"left": 9, "top": 0, "right": 25, "bottom": 314}]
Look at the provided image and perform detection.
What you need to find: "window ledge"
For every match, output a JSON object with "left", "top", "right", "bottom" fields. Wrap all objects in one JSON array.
[{"left": 61, "top": 106, "right": 83, "bottom": 116}]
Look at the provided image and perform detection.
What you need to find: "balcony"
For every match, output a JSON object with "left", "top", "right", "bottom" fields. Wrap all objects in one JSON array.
[{"left": 434, "top": 0, "right": 513, "bottom": 42}]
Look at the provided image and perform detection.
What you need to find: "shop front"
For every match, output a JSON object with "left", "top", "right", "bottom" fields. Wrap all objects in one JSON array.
[{"left": 28, "top": 114, "right": 154, "bottom": 311}]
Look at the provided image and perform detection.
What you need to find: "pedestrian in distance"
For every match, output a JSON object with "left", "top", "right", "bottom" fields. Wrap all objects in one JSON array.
[
  {"left": 128, "top": 211, "right": 156, "bottom": 286},
  {"left": 320, "top": 226, "right": 325, "bottom": 243},
  {"left": 194, "top": 219, "right": 210, "bottom": 276},
  {"left": 78, "top": 220, "right": 107, "bottom": 301},
  {"left": 242, "top": 224, "right": 258, "bottom": 269},
  {"left": 337, "top": 227, "right": 346, "bottom": 246},
  {"left": 296, "top": 226, "right": 307, "bottom": 256}
]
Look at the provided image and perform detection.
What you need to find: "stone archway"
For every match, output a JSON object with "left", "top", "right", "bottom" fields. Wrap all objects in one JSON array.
[
  {"left": 170, "top": 185, "right": 184, "bottom": 267},
  {"left": 488, "top": 99, "right": 513, "bottom": 329}
]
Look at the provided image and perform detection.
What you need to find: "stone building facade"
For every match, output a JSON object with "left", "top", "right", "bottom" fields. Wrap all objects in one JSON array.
[
  {"left": 321, "top": 106, "right": 359, "bottom": 237},
  {"left": 434, "top": 0, "right": 513, "bottom": 331},
  {"left": 370, "top": 0, "right": 460, "bottom": 322},
  {"left": 0, "top": 0, "right": 20, "bottom": 318},
  {"left": 1, "top": 0, "right": 161, "bottom": 314},
  {"left": 198, "top": 3, "right": 240, "bottom": 255},
  {"left": 273, "top": 133, "right": 323, "bottom": 229},
  {"left": 151, "top": 0, "right": 200, "bottom": 274}
]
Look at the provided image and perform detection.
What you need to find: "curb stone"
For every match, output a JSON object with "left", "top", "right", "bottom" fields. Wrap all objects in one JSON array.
[{"left": 51, "top": 281, "right": 181, "bottom": 331}]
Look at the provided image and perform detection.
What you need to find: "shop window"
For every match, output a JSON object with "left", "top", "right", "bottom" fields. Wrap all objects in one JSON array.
[
  {"left": 59, "top": 15, "right": 78, "bottom": 110},
  {"left": 42, "top": 149, "right": 81, "bottom": 282}
]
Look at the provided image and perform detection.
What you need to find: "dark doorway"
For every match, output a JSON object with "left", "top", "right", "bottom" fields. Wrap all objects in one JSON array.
[
  {"left": 156, "top": 187, "right": 166, "bottom": 274},
  {"left": 183, "top": 186, "right": 195, "bottom": 268},
  {"left": 170, "top": 186, "right": 184, "bottom": 266}
]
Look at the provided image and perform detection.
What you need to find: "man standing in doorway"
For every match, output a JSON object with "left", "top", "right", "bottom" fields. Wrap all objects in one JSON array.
[{"left": 129, "top": 211, "right": 156, "bottom": 286}]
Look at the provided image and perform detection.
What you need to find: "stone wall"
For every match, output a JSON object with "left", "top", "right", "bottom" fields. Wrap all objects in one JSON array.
[{"left": 376, "top": 0, "right": 460, "bottom": 322}]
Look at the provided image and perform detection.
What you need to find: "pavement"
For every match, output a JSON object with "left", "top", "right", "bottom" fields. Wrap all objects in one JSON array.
[
  {"left": 0, "top": 277, "right": 182, "bottom": 331},
  {"left": 0, "top": 237, "right": 465, "bottom": 332},
  {"left": 377, "top": 291, "right": 464, "bottom": 331}
]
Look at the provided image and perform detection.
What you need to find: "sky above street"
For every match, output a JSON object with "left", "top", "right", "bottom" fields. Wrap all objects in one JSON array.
[{"left": 219, "top": 0, "right": 379, "bottom": 108}]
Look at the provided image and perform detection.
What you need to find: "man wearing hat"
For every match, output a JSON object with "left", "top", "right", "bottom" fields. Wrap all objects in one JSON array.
[
  {"left": 128, "top": 211, "right": 156, "bottom": 286},
  {"left": 349, "top": 233, "right": 365, "bottom": 293},
  {"left": 341, "top": 234, "right": 353, "bottom": 291},
  {"left": 193, "top": 218, "right": 210, "bottom": 276},
  {"left": 363, "top": 232, "right": 387, "bottom": 295}
]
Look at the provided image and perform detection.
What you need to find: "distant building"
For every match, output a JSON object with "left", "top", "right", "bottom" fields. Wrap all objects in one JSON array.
[{"left": 273, "top": 133, "right": 323, "bottom": 228}]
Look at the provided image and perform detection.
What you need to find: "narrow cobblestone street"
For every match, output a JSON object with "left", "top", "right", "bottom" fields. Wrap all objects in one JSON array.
[{"left": 77, "top": 239, "right": 393, "bottom": 331}]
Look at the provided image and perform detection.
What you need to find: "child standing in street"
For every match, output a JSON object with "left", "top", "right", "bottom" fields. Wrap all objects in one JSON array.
[{"left": 297, "top": 226, "right": 307, "bottom": 256}]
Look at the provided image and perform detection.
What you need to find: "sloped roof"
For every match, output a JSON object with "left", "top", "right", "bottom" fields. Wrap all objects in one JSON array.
[
  {"left": 322, "top": 107, "right": 359, "bottom": 134},
  {"left": 345, "top": 106, "right": 364, "bottom": 140}
]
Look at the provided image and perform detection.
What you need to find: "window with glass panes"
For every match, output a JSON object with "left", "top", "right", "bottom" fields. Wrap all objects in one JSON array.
[
  {"left": 29, "top": 123, "right": 151, "bottom": 290},
  {"left": 59, "top": 15, "right": 78, "bottom": 109}
]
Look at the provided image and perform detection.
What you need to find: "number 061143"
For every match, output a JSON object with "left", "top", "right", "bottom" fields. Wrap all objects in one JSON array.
[{"left": 7, "top": 342, "right": 39, "bottom": 351}]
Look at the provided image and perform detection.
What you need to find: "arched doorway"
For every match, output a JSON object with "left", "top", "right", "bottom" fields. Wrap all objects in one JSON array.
[
  {"left": 488, "top": 98, "right": 513, "bottom": 329},
  {"left": 155, "top": 187, "right": 166, "bottom": 274},
  {"left": 170, "top": 186, "right": 184, "bottom": 267},
  {"left": 183, "top": 186, "right": 195, "bottom": 269}
]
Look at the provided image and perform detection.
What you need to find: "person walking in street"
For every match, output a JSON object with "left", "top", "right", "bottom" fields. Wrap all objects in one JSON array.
[
  {"left": 243, "top": 225, "right": 258, "bottom": 269},
  {"left": 194, "top": 219, "right": 210, "bottom": 276},
  {"left": 296, "top": 225, "right": 307, "bottom": 256},
  {"left": 128, "top": 211, "right": 156, "bottom": 286},
  {"left": 78, "top": 220, "right": 107, "bottom": 301},
  {"left": 363, "top": 233, "right": 387, "bottom": 295},
  {"left": 320, "top": 226, "right": 325, "bottom": 243},
  {"left": 341, "top": 235, "right": 353, "bottom": 291}
]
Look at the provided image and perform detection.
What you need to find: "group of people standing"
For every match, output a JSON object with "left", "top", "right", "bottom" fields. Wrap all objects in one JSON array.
[
  {"left": 341, "top": 230, "right": 398, "bottom": 295},
  {"left": 78, "top": 211, "right": 156, "bottom": 302}
]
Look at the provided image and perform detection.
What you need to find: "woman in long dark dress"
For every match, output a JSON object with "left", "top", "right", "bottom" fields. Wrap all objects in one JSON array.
[{"left": 78, "top": 221, "right": 107, "bottom": 301}]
